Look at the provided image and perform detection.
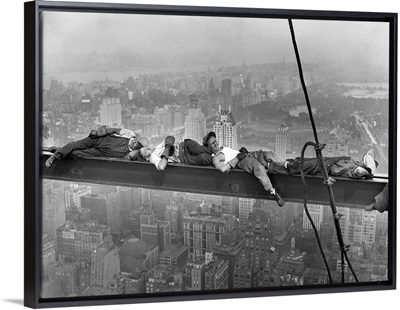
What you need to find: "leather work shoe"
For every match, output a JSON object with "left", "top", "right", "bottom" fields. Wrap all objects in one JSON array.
[
  {"left": 45, "top": 154, "right": 58, "bottom": 168},
  {"left": 162, "top": 136, "right": 176, "bottom": 158},
  {"left": 164, "top": 136, "right": 175, "bottom": 148},
  {"left": 239, "top": 147, "right": 249, "bottom": 154},
  {"left": 272, "top": 190, "right": 285, "bottom": 207}
]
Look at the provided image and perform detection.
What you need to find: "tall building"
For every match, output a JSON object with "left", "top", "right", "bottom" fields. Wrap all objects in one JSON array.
[
  {"left": 91, "top": 241, "right": 120, "bottom": 288},
  {"left": 43, "top": 180, "right": 66, "bottom": 242},
  {"left": 64, "top": 184, "right": 91, "bottom": 209},
  {"left": 185, "top": 258, "right": 206, "bottom": 291},
  {"left": 275, "top": 124, "right": 292, "bottom": 160},
  {"left": 348, "top": 209, "right": 363, "bottom": 245},
  {"left": 184, "top": 107, "right": 206, "bottom": 144},
  {"left": 221, "top": 79, "right": 232, "bottom": 97},
  {"left": 57, "top": 221, "right": 111, "bottom": 261},
  {"left": 42, "top": 234, "right": 56, "bottom": 280},
  {"left": 81, "top": 191, "right": 122, "bottom": 233},
  {"left": 140, "top": 212, "right": 171, "bottom": 252},
  {"left": 213, "top": 239, "right": 244, "bottom": 289},
  {"left": 266, "top": 200, "right": 296, "bottom": 245},
  {"left": 336, "top": 207, "right": 350, "bottom": 244},
  {"left": 234, "top": 209, "right": 274, "bottom": 288},
  {"left": 138, "top": 188, "right": 151, "bottom": 206},
  {"left": 303, "top": 204, "right": 324, "bottom": 231},
  {"left": 154, "top": 106, "right": 173, "bottom": 134},
  {"left": 100, "top": 97, "right": 121, "bottom": 127},
  {"left": 204, "top": 254, "right": 229, "bottom": 291},
  {"left": 165, "top": 199, "right": 183, "bottom": 236},
  {"left": 362, "top": 210, "right": 377, "bottom": 244},
  {"left": 172, "top": 108, "right": 184, "bottom": 129},
  {"left": 238, "top": 198, "right": 256, "bottom": 231},
  {"left": 118, "top": 187, "right": 136, "bottom": 230},
  {"left": 51, "top": 262, "right": 80, "bottom": 297},
  {"left": 183, "top": 212, "right": 238, "bottom": 258},
  {"left": 159, "top": 244, "right": 189, "bottom": 270},
  {"left": 213, "top": 106, "right": 238, "bottom": 150}
]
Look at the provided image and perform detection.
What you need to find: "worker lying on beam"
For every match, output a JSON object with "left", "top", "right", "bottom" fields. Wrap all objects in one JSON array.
[
  {"left": 274, "top": 149, "right": 378, "bottom": 180},
  {"left": 138, "top": 136, "right": 213, "bottom": 170},
  {"left": 202, "top": 131, "right": 285, "bottom": 207},
  {"left": 139, "top": 133, "right": 284, "bottom": 207},
  {"left": 45, "top": 126, "right": 149, "bottom": 168}
]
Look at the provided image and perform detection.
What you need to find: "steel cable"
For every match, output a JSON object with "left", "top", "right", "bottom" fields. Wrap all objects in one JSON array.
[{"left": 288, "top": 19, "right": 359, "bottom": 283}]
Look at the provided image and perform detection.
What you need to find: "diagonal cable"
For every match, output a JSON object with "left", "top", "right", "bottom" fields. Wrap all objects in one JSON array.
[{"left": 288, "top": 19, "right": 359, "bottom": 283}]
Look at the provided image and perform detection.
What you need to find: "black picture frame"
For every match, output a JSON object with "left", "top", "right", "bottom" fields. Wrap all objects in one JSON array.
[{"left": 24, "top": 1, "right": 397, "bottom": 308}]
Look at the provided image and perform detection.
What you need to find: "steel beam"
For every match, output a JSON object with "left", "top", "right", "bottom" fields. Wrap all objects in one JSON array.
[{"left": 41, "top": 153, "right": 387, "bottom": 209}]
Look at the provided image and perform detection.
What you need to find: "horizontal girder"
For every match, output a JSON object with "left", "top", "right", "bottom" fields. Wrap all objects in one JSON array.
[{"left": 41, "top": 153, "right": 388, "bottom": 209}]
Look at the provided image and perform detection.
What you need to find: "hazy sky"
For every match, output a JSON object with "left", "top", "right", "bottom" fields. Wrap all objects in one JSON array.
[{"left": 41, "top": 11, "right": 389, "bottom": 79}]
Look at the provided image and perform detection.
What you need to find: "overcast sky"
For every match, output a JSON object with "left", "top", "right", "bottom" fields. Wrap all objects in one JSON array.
[{"left": 41, "top": 11, "right": 389, "bottom": 80}]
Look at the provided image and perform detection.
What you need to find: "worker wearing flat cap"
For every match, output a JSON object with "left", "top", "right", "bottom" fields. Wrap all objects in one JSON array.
[{"left": 203, "top": 131, "right": 285, "bottom": 207}]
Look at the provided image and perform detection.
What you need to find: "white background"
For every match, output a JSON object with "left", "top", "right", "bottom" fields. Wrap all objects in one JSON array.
[{"left": 1, "top": 0, "right": 398, "bottom": 309}]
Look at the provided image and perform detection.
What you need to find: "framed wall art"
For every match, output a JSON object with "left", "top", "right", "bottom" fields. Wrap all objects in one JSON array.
[{"left": 24, "top": 0, "right": 397, "bottom": 308}]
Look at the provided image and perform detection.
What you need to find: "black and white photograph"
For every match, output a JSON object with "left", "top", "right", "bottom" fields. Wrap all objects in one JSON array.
[
  {"left": 38, "top": 2, "right": 394, "bottom": 301},
  {"left": 2, "top": 1, "right": 399, "bottom": 310}
]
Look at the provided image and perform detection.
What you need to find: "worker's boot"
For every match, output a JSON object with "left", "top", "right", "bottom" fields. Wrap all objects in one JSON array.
[
  {"left": 161, "top": 136, "right": 175, "bottom": 158},
  {"left": 270, "top": 189, "right": 285, "bottom": 207},
  {"left": 239, "top": 147, "right": 249, "bottom": 154}
]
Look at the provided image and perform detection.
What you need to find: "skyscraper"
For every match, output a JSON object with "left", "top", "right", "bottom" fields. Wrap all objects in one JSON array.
[
  {"left": 100, "top": 97, "right": 121, "bottom": 127},
  {"left": 183, "top": 212, "right": 238, "bottom": 258},
  {"left": 204, "top": 254, "right": 229, "bottom": 290},
  {"left": 140, "top": 212, "right": 171, "bottom": 252},
  {"left": 184, "top": 107, "right": 206, "bottom": 143},
  {"left": 275, "top": 124, "right": 291, "bottom": 160},
  {"left": 238, "top": 198, "right": 256, "bottom": 231},
  {"left": 64, "top": 184, "right": 91, "bottom": 209},
  {"left": 51, "top": 262, "right": 80, "bottom": 297},
  {"left": 303, "top": 204, "right": 324, "bottom": 231},
  {"left": 42, "top": 234, "right": 56, "bottom": 280},
  {"left": 221, "top": 79, "right": 232, "bottom": 97},
  {"left": 57, "top": 220, "right": 111, "bottom": 261},
  {"left": 213, "top": 106, "right": 238, "bottom": 150},
  {"left": 91, "top": 241, "right": 120, "bottom": 288},
  {"left": 43, "top": 180, "right": 66, "bottom": 242},
  {"left": 185, "top": 258, "right": 205, "bottom": 291},
  {"left": 165, "top": 199, "right": 183, "bottom": 236},
  {"left": 234, "top": 209, "right": 274, "bottom": 288},
  {"left": 362, "top": 210, "right": 377, "bottom": 244},
  {"left": 80, "top": 191, "right": 122, "bottom": 233}
]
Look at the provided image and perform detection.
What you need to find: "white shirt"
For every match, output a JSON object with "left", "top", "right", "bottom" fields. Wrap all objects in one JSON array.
[
  {"left": 214, "top": 146, "right": 239, "bottom": 164},
  {"left": 149, "top": 141, "right": 180, "bottom": 170}
]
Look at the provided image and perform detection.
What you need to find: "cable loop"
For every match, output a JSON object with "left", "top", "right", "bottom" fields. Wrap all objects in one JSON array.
[
  {"left": 324, "top": 177, "right": 336, "bottom": 186},
  {"left": 333, "top": 213, "right": 342, "bottom": 220},
  {"left": 314, "top": 143, "right": 326, "bottom": 151}
]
